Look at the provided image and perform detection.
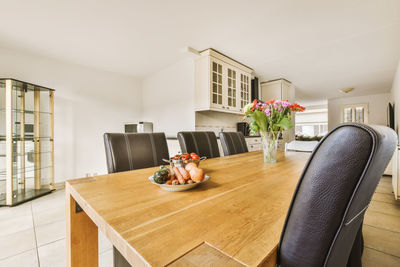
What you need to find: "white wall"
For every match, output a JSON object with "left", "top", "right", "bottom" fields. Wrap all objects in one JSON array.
[
  {"left": 391, "top": 61, "right": 400, "bottom": 138},
  {"left": 141, "top": 58, "right": 195, "bottom": 137},
  {"left": 328, "top": 93, "right": 390, "bottom": 130},
  {"left": 0, "top": 46, "right": 142, "bottom": 182}
]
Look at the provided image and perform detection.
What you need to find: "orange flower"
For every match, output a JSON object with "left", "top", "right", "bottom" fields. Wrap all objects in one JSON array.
[
  {"left": 265, "top": 99, "right": 275, "bottom": 105},
  {"left": 290, "top": 103, "right": 306, "bottom": 112},
  {"left": 250, "top": 99, "right": 258, "bottom": 111}
]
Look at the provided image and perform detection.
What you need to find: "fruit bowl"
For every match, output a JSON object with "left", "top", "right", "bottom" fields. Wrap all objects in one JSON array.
[{"left": 148, "top": 175, "right": 210, "bottom": 191}]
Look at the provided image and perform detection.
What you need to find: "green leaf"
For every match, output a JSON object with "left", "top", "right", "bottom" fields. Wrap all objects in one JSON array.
[
  {"left": 244, "top": 102, "right": 254, "bottom": 115},
  {"left": 253, "top": 110, "right": 268, "bottom": 132},
  {"left": 276, "top": 117, "right": 293, "bottom": 130},
  {"left": 250, "top": 121, "right": 259, "bottom": 133}
]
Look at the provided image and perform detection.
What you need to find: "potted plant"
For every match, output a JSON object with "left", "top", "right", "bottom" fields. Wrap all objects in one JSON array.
[{"left": 244, "top": 99, "right": 305, "bottom": 163}]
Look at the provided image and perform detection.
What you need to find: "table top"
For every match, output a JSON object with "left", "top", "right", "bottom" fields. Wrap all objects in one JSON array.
[{"left": 66, "top": 151, "right": 309, "bottom": 266}]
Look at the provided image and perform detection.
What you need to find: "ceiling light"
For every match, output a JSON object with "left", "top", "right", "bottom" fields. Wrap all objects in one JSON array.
[{"left": 339, "top": 87, "right": 354, "bottom": 94}]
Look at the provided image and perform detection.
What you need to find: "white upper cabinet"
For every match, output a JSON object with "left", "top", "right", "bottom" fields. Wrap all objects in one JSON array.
[
  {"left": 195, "top": 49, "right": 253, "bottom": 114},
  {"left": 260, "top": 78, "right": 293, "bottom": 102}
]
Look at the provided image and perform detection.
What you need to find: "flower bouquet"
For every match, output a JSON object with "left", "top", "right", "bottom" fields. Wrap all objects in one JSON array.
[{"left": 244, "top": 99, "right": 305, "bottom": 163}]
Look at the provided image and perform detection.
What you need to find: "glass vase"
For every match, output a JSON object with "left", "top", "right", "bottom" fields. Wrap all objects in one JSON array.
[{"left": 261, "top": 131, "right": 279, "bottom": 163}]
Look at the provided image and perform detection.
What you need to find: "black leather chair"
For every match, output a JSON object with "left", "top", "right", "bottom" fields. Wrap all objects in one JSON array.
[
  {"left": 104, "top": 132, "right": 169, "bottom": 173},
  {"left": 219, "top": 132, "right": 248, "bottom": 156},
  {"left": 103, "top": 132, "right": 169, "bottom": 267},
  {"left": 177, "top": 131, "right": 220, "bottom": 158},
  {"left": 277, "top": 123, "right": 397, "bottom": 267}
]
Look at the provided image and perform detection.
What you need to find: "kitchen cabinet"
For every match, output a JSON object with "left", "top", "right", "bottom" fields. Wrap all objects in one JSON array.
[
  {"left": 260, "top": 78, "right": 293, "bottom": 102},
  {"left": 195, "top": 49, "right": 253, "bottom": 115},
  {"left": 245, "top": 137, "right": 262, "bottom": 152}
]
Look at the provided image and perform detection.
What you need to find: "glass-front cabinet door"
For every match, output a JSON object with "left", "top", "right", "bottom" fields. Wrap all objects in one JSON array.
[
  {"left": 240, "top": 72, "right": 251, "bottom": 112},
  {"left": 210, "top": 59, "right": 224, "bottom": 109},
  {"left": 226, "top": 67, "right": 238, "bottom": 112}
]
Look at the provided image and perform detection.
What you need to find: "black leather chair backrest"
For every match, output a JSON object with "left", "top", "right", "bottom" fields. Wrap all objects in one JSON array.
[
  {"left": 278, "top": 123, "right": 397, "bottom": 267},
  {"left": 177, "top": 131, "right": 220, "bottom": 158},
  {"left": 103, "top": 132, "right": 169, "bottom": 173},
  {"left": 219, "top": 132, "right": 248, "bottom": 156}
]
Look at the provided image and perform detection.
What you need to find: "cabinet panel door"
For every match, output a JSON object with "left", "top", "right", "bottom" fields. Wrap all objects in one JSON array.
[
  {"left": 225, "top": 66, "right": 240, "bottom": 112},
  {"left": 239, "top": 72, "right": 251, "bottom": 112},
  {"left": 261, "top": 82, "right": 281, "bottom": 102},
  {"left": 210, "top": 59, "right": 224, "bottom": 109}
]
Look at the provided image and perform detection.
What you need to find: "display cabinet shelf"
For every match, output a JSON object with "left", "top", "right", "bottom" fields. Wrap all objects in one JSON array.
[
  {"left": 0, "top": 78, "right": 55, "bottom": 206},
  {"left": 0, "top": 108, "right": 53, "bottom": 114}
]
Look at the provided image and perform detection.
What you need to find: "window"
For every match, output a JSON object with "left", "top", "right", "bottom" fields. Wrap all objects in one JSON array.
[
  {"left": 342, "top": 103, "right": 368, "bottom": 124},
  {"left": 295, "top": 105, "right": 328, "bottom": 137}
]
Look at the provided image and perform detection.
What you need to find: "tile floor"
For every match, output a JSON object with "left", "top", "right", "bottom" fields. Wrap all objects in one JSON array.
[
  {"left": 0, "top": 177, "right": 398, "bottom": 267},
  {"left": 0, "top": 189, "right": 112, "bottom": 267}
]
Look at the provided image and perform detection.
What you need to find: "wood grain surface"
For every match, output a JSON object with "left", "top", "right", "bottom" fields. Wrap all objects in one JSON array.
[{"left": 66, "top": 151, "right": 309, "bottom": 266}]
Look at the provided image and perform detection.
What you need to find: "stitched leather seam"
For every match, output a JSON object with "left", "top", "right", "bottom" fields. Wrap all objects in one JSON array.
[
  {"left": 149, "top": 134, "right": 158, "bottom": 166},
  {"left": 124, "top": 134, "right": 134, "bottom": 170},
  {"left": 220, "top": 133, "right": 227, "bottom": 156},
  {"left": 344, "top": 205, "right": 369, "bottom": 226},
  {"left": 228, "top": 133, "right": 236, "bottom": 154},
  {"left": 239, "top": 133, "right": 246, "bottom": 152},
  {"left": 190, "top": 132, "right": 199, "bottom": 154},
  {"left": 105, "top": 134, "right": 116, "bottom": 173},
  {"left": 205, "top": 132, "right": 214, "bottom": 158}
]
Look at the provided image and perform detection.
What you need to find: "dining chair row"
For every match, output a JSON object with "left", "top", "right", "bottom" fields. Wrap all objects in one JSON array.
[{"left": 104, "top": 131, "right": 249, "bottom": 174}]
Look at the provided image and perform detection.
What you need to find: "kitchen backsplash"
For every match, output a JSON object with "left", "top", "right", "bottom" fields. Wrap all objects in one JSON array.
[{"left": 195, "top": 111, "right": 250, "bottom": 135}]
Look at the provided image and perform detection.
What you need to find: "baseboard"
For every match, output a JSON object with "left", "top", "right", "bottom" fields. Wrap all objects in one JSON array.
[{"left": 54, "top": 181, "right": 65, "bottom": 190}]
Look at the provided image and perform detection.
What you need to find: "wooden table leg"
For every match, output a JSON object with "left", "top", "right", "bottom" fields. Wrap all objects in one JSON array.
[{"left": 66, "top": 188, "right": 98, "bottom": 267}]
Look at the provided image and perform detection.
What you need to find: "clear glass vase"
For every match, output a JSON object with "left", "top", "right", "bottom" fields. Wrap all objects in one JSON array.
[{"left": 261, "top": 131, "right": 279, "bottom": 163}]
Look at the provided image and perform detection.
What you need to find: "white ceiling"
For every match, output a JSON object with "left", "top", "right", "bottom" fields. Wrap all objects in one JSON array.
[{"left": 0, "top": 0, "right": 399, "bottom": 101}]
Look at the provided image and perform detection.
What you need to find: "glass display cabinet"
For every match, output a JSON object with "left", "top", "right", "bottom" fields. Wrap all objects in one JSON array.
[{"left": 0, "top": 78, "right": 55, "bottom": 206}]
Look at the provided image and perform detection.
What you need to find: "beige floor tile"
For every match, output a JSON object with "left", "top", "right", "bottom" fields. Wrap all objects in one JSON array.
[
  {"left": 33, "top": 206, "right": 65, "bottom": 226},
  {"left": 0, "top": 202, "right": 32, "bottom": 221},
  {"left": 99, "top": 249, "right": 113, "bottom": 267},
  {"left": 0, "top": 248, "right": 38, "bottom": 267},
  {"left": 38, "top": 239, "right": 66, "bottom": 267},
  {"left": 368, "top": 200, "right": 400, "bottom": 217},
  {"left": 35, "top": 219, "right": 66, "bottom": 247},
  {"left": 364, "top": 209, "right": 400, "bottom": 233},
  {"left": 0, "top": 228, "right": 36, "bottom": 260},
  {"left": 31, "top": 190, "right": 65, "bottom": 215},
  {"left": 99, "top": 230, "right": 113, "bottom": 254},
  {"left": 0, "top": 213, "right": 34, "bottom": 237},
  {"left": 362, "top": 247, "right": 400, "bottom": 267},
  {"left": 364, "top": 225, "right": 400, "bottom": 257}
]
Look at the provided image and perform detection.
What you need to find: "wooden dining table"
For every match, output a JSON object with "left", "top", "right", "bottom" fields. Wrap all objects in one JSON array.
[{"left": 66, "top": 151, "right": 309, "bottom": 267}]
